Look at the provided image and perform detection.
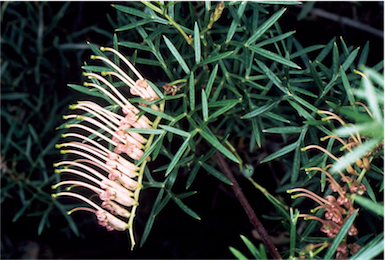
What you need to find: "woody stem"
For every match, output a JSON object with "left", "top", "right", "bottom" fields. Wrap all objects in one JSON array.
[{"left": 215, "top": 151, "right": 282, "bottom": 260}]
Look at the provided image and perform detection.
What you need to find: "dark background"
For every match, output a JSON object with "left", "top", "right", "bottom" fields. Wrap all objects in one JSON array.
[{"left": 1, "top": 2, "right": 383, "bottom": 259}]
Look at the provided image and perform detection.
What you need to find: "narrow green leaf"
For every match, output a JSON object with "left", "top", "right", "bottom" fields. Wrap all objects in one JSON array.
[
  {"left": 199, "top": 129, "right": 239, "bottom": 163},
  {"left": 209, "top": 101, "right": 240, "bottom": 120},
  {"left": 245, "top": 8, "right": 286, "bottom": 46},
  {"left": 186, "top": 163, "right": 200, "bottom": 189},
  {"left": 140, "top": 189, "right": 164, "bottom": 246},
  {"left": 147, "top": 80, "right": 164, "bottom": 99},
  {"left": 290, "top": 208, "right": 299, "bottom": 258},
  {"left": 255, "top": 59, "right": 287, "bottom": 93},
  {"left": 263, "top": 126, "right": 305, "bottom": 134},
  {"left": 201, "top": 162, "right": 232, "bottom": 185},
  {"left": 201, "top": 90, "right": 208, "bottom": 121},
  {"left": 358, "top": 41, "right": 369, "bottom": 66},
  {"left": 308, "top": 61, "right": 324, "bottom": 91},
  {"left": 189, "top": 73, "right": 195, "bottom": 110},
  {"left": 323, "top": 210, "right": 358, "bottom": 259},
  {"left": 159, "top": 125, "right": 191, "bottom": 138},
  {"left": 255, "top": 31, "right": 296, "bottom": 48},
  {"left": 113, "top": 4, "right": 151, "bottom": 18},
  {"left": 119, "top": 41, "right": 153, "bottom": 52},
  {"left": 116, "top": 18, "right": 152, "bottom": 32},
  {"left": 163, "top": 35, "right": 190, "bottom": 74},
  {"left": 249, "top": 46, "right": 301, "bottom": 69},
  {"left": 201, "top": 51, "right": 233, "bottom": 65},
  {"left": 290, "top": 44, "right": 325, "bottom": 59},
  {"left": 206, "top": 64, "right": 218, "bottom": 96},
  {"left": 240, "top": 235, "right": 261, "bottom": 259},
  {"left": 67, "top": 84, "right": 105, "bottom": 98},
  {"left": 261, "top": 139, "right": 299, "bottom": 164},
  {"left": 229, "top": 247, "right": 248, "bottom": 260},
  {"left": 166, "top": 137, "right": 190, "bottom": 175},
  {"left": 37, "top": 207, "right": 51, "bottom": 235},
  {"left": 339, "top": 66, "right": 355, "bottom": 105},
  {"left": 341, "top": 47, "right": 359, "bottom": 71},
  {"left": 139, "top": 105, "right": 175, "bottom": 121},
  {"left": 194, "top": 22, "right": 201, "bottom": 64},
  {"left": 170, "top": 192, "right": 200, "bottom": 220},
  {"left": 314, "top": 37, "right": 335, "bottom": 63},
  {"left": 332, "top": 42, "right": 339, "bottom": 76},
  {"left": 226, "top": 1, "right": 247, "bottom": 43},
  {"left": 353, "top": 194, "right": 384, "bottom": 217},
  {"left": 0, "top": 93, "right": 29, "bottom": 100},
  {"left": 242, "top": 101, "right": 279, "bottom": 119},
  {"left": 125, "top": 128, "right": 164, "bottom": 135},
  {"left": 52, "top": 199, "right": 79, "bottom": 236}
]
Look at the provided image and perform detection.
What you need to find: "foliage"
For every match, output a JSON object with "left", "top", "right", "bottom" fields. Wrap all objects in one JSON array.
[{"left": 2, "top": 1, "right": 383, "bottom": 259}]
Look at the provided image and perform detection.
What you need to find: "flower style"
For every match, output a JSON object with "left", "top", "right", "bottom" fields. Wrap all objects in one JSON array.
[{"left": 52, "top": 45, "right": 160, "bottom": 249}]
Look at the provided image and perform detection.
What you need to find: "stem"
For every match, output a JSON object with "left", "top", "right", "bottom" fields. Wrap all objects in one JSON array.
[{"left": 215, "top": 152, "right": 282, "bottom": 260}]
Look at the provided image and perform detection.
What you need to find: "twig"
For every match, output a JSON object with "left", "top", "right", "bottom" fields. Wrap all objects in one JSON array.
[
  {"left": 215, "top": 151, "right": 282, "bottom": 260},
  {"left": 310, "top": 7, "right": 383, "bottom": 39}
]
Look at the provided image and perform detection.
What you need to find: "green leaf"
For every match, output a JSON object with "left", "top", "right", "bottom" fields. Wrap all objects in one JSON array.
[
  {"left": 199, "top": 129, "right": 239, "bottom": 163},
  {"left": 194, "top": 22, "right": 201, "bottom": 64},
  {"left": 339, "top": 66, "right": 355, "bottom": 105},
  {"left": 159, "top": 125, "right": 191, "bottom": 138},
  {"left": 261, "top": 139, "right": 299, "bottom": 164},
  {"left": 206, "top": 64, "right": 218, "bottom": 96},
  {"left": 116, "top": 18, "right": 152, "bottom": 32},
  {"left": 332, "top": 42, "right": 339, "bottom": 76},
  {"left": 255, "top": 31, "right": 296, "bottom": 48},
  {"left": 1, "top": 93, "right": 29, "bottom": 100},
  {"left": 140, "top": 188, "right": 165, "bottom": 246},
  {"left": 255, "top": 59, "right": 287, "bottom": 93},
  {"left": 249, "top": 46, "right": 301, "bottom": 69},
  {"left": 139, "top": 105, "right": 175, "bottom": 121},
  {"left": 290, "top": 44, "right": 325, "bottom": 59},
  {"left": 201, "top": 90, "right": 208, "bottom": 121},
  {"left": 242, "top": 100, "right": 279, "bottom": 119},
  {"left": 170, "top": 192, "right": 200, "bottom": 220},
  {"left": 201, "top": 162, "right": 232, "bottom": 185},
  {"left": 245, "top": 8, "right": 286, "bottom": 46},
  {"left": 263, "top": 126, "right": 305, "bottom": 134},
  {"left": 308, "top": 60, "right": 324, "bottom": 91},
  {"left": 341, "top": 47, "right": 359, "bottom": 71},
  {"left": 113, "top": 4, "right": 150, "bottom": 18},
  {"left": 165, "top": 136, "right": 190, "bottom": 175},
  {"left": 290, "top": 208, "right": 299, "bottom": 258},
  {"left": 163, "top": 35, "right": 190, "bottom": 74},
  {"left": 240, "top": 235, "right": 261, "bottom": 259},
  {"left": 353, "top": 194, "right": 384, "bottom": 217},
  {"left": 209, "top": 101, "right": 240, "bottom": 120},
  {"left": 189, "top": 73, "right": 195, "bottom": 111},
  {"left": 67, "top": 84, "right": 106, "bottom": 98},
  {"left": 229, "top": 247, "right": 248, "bottom": 260},
  {"left": 201, "top": 51, "right": 233, "bottom": 65},
  {"left": 226, "top": 1, "right": 247, "bottom": 43},
  {"left": 323, "top": 210, "right": 358, "bottom": 259},
  {"left": 118, "top": 41, "right": 153, "bottom": 52},
  {"left": 350, "top": 233, "right": 384, "bottom": 260}
]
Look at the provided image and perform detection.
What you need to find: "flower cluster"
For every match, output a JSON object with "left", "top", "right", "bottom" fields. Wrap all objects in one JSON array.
[
  {"left": 52, "top": 46, "right": 159, "bottom": 246},
  {"left": 288, "top": 104, "right": 384, "bottom": 259}
]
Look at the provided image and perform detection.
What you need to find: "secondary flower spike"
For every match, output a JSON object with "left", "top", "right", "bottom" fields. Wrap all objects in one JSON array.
[{"left": 52, "top": 45, "right": 160, "bottom": 248}]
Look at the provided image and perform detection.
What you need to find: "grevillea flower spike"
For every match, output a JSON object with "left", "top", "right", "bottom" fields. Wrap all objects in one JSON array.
[{"left": 52, "top": 45, "right": 162, "bottom": 249}]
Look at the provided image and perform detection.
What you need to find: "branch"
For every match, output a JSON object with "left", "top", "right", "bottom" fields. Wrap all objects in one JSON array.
[{"left": 215, "top": 151, "right": 282, "bottom": 260}]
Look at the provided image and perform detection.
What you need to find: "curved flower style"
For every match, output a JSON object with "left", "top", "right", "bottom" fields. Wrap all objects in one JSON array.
[{"left": 52, "top": 46, "right": 160, "bottom": 249}]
